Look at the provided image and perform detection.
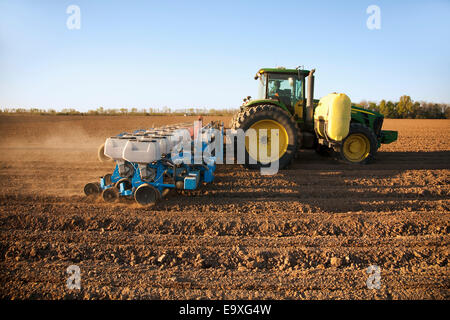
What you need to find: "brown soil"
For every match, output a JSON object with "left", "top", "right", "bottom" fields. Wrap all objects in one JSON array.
[{"left": 0, "top": 116, "right": 448, "bottom": 300}]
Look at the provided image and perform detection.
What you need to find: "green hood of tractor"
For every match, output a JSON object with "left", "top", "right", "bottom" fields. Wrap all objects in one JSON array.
[
  {"left": 350, "top": 104, "right": 382, "bottom": 117},
  {"left": 244, "top": 98, "right": 384, "bottom": 119}
]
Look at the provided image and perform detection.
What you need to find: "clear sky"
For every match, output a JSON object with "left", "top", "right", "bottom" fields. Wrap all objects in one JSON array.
[{"left": 1, "top": 0, "right": 449, "bottom": 111}]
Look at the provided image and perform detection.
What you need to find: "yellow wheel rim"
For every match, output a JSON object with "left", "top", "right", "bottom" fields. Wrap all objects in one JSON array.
[
  {"left": 245, "top": 119, "right": 288, "bottom": 164},
  {"left": 342, "top": 133, "right": 370, "bottom": 162}
]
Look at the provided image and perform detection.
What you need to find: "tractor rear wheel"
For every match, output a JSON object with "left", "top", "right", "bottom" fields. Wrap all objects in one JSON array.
[
  {"left": 229, "top": 110, "right": 241, "bottom": 128},
  {"left": 233, "top": 104, "right": 298, "bottom": 170},
  {"left": 339, "top": 123, "right": 378, "bottom": 164}
]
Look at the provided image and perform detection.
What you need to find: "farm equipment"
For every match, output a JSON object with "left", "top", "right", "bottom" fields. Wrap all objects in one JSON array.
[
  {"left": 84, "top": 66, "right": 399, "bottom": 205},
  {"left": 84, "top": 120, "right": 221, "bottom": 206},
  {"left": 230, "top": 67, "right": 398, "bottom": 169}
]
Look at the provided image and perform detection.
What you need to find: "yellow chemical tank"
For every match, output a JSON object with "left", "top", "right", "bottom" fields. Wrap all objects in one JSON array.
[{"left": 314, "top": 93, "right": 351, "bottom": 142}]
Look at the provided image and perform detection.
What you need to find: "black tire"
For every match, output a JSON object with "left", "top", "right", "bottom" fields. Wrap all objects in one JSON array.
[
  {"left": 234, "top": 104, "right": 298, "bottom": 170},
  {"left": 339, "top": 123, "right": 378, "bottom": 164},
  {"left": 134, "top": 184, "right": 161, "bottom": 206},
  {"left": 84, "top": 182, "right": 101, "bottom": 196},
  {"left": 102, "top": 187, "right": 119, "bottom": 203},
  {"left": 230, "top": 108, "right": 246, "bottom": 129}
]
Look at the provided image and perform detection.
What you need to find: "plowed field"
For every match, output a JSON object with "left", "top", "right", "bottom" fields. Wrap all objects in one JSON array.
[{"left": 0, "top": 116, "right": 448, "bottom": 299}]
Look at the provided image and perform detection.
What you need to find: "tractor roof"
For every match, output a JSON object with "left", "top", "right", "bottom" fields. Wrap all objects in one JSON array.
[{"left": 258, "top": 67, "right": 311, "bottom": 76}]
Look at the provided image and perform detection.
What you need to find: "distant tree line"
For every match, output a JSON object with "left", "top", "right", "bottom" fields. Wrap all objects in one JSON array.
[
  {"left": 0, "top": 106, "right": 238, "bottom": 116},
  {"left": 1, "top": 96, "right": 449, "bottom": 119},
  {"left": 357, "top": 95, "right": 450, "bottom": 119}
]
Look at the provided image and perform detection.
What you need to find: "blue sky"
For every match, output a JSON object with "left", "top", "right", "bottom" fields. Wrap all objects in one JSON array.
[{"left": 1, "top": 0, "right": 449, "bottom": 111}]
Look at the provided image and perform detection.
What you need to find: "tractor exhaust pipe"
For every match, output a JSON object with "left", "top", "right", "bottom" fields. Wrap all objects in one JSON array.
[{"left": 306, "top": 68, "right": 316, "bottom": 122}]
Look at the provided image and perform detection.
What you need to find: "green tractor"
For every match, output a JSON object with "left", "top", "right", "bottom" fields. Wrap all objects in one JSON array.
[{"left": 231, "top": 67, "right": 398, "bottom": 169}]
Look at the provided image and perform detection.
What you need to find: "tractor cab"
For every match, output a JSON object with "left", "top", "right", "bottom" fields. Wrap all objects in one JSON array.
[{"left": 255, "top": 67, "right": 312, "bottom": 122}]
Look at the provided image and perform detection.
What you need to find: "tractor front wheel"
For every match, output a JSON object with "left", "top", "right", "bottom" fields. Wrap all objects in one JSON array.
[{"left": 339, "top": 123, "right": 378, "bottom": 164}]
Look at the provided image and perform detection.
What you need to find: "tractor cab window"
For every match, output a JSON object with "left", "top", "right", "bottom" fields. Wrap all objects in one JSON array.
[{"left": 267, "top": 74, "right": 303, "bottom": 108}]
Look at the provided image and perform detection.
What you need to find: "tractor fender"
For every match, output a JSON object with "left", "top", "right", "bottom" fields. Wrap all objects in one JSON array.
[
  {"left": 230, "top": 100, "right": 290, "bottom": 129},
  {"left": 244, "top": 99, "right": 290, "bottom": 114}
]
